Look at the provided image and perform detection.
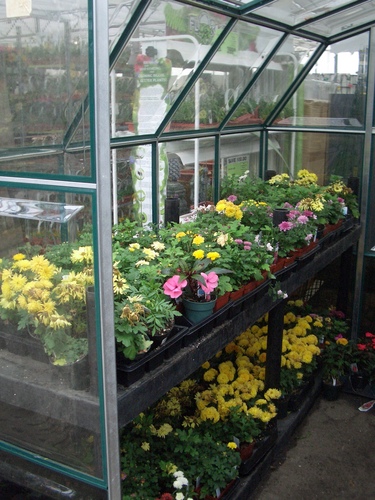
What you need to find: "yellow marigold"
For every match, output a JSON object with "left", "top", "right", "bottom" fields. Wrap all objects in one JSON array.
[
  {"left": 264, "top": 388, "right": 282, "bottom": 400},
  {"left": 302, "top": 351, "right": 313, "bottom": 363},
  {"left": 12, "top": 253, "right": 26, "bottom": 261},
  {"left": 258, "top": 352, "right": 267, "bottom": 363},
  {"left": 141, "top": 442, "right": 150, "bottom": 451},
  {"left": 313, "top": 320, "right": 323, "bottom": 328},
  {"left": 227, "top": 442, "right": 237, "bottom": 450},
  {"left": 201, "top": 361, "right": 210, "bottom": 370},
  {"left": 255, "top": 398, "right": 267, "bottom": 406},
  {"left": 200, "top": 406, "right": 220, "bottom": 423},
  {"left": 305, "top": 334, "right": 318, "bottom": 345},
  {"left": 203, "top": 368, "right": 218, "bottom": 382},
  {"left": 225, "top": 205, "right": 236, "bottom": 218},
  {"left": 217, "top": 372, "right": 229, "bottom": 384},
  {"left": 192, "top": 235, "right": 205, "bottom": 246},
  {"left": 297, "top": 372, "right": 304, "bottom": 380},
  {"left": 176, "top": 231, "right": 186, "bottom": 239},
  {"left": 192, "top": 249, "right": 205, "bottom": 259},
  {"left": 336, "top": 337, "right": 348, "bottom": 346},
  {"left": 216, "top": 200, "right": 227, "bottom": 212},
  {"left": 207, "top": 251, "right": 220, "bottom": 261}
]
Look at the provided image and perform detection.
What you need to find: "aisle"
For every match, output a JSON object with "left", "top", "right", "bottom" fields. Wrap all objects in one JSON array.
[{"left": 251, "top": 392, "right": 375, "bottom": 500}]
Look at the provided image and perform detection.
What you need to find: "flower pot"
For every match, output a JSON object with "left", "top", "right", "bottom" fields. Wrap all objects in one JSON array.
[
  {"left": 322, "top": 380, "right": 342, "bottom": 401},
  {"left": 276, "top": 395, "right": 290, "bottom": 419},
  {"left": 182, "top": 298, "right": 217, "bottom": 324},
  {"left": 214, "top": 291, "right": 231, "bottom": 312},
  {"left": 229, "top": 288, "right": 244, "bottom": 302},
  {"left": 52, "top": 354, "right": 90, "bottom": 391}
]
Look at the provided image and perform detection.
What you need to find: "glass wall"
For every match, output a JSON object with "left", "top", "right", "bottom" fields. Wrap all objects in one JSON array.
[{"left": 0, "top": 0, "right": 374, "bottom": 498}]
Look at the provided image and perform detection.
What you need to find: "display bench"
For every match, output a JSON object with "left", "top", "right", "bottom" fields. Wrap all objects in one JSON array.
[
  {"left": 117, "top": 222, "right": 361, "bottom": 427},
  {"left": 0, "top": 222, "right": 361, "bottom": 498}
]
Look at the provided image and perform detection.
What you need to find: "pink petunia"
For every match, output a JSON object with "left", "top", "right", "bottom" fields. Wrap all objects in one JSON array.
[
  {"left": 200, "top": 271, "right": 219, "bottom": 294},
  {"left": 279, "top": 221, "right": 294, "bottom": 231},
  {"left": 163, "top": 275, "right": 187, "bottom": 299}
]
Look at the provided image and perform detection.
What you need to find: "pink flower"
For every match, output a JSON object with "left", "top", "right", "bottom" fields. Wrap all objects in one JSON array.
[
  {"left": 163, "top": 275, "right": 187, "bottom": 299},
  {"left": 297, "top": 215, "right": 308, "bottom": 224},
  {"left": 227, "top": 195, "right": 237, "bottom": 202},
  {"left": 302, "top": 210, "right": 314, "bottom": 217},
  {"left": 279, "top": 221, "right": 294, "bottom": 231},
  {"left": 234, "top": 238, "right": 243, "bottom": 244},
  {"left": 200, "top": 271, "right": 219, "bottom": 294}
]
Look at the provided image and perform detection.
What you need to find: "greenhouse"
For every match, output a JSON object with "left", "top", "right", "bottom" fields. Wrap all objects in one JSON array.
[{"left": 0, "top": 0, "right": 374, "bottom": 498}]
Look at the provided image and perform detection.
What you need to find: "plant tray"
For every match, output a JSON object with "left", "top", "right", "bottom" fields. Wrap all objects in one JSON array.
[
  {"left": 181, "top": 304, "right": 231, "bottom": 347},
  {"left": 238, "top": 424, "right": 278, "bottom": 476},
  {"left": 0, "top": 328, "right": 49, "bottom": 364},
  {"left": 116, "top": 325, "right": 188, "bottom": 387},
  {"left": 288, "top": 377, "right": 314, "bottom": 412}
]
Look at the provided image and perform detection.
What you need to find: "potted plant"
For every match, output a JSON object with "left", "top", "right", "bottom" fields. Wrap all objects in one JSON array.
[
  {"left": 160, "top": 228, "right": 232, "bottom": 323},
  {"left": 352, "top": 331, "right": 375, "bottom": 390},
  {"left": 321, "top": 334, "right": 354, "bottom": 400},
  {"left": 0, "top": 248, "right": 93, "bottom": 366},
  {"left": 114, "top": 286, "right": 182, "bottom": 360}
]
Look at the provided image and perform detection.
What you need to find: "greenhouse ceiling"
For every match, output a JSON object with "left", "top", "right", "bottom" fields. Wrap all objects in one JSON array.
[{"left": 1, "top": 1, "right": 374, "bottom": 45}]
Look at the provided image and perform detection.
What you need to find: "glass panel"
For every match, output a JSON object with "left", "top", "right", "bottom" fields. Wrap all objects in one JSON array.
[
  {"left": 168, "top": 21, "right": 282, "bottom": 131},
  {"left": 109, "top": 0, "right": 141, "bottom": 49},
  {"left": 361, "top": 257, "right": 375, "bottom": 333},
  {"left": 163, "top": 138, "right": 215, "bottom": 213},
  {"left": 296, "top": 2, "right": 375, "bottom": 37},
  {"left": 112, "top": 143, "right": 170, "bottom": 225},
  {"left": 267, "top": 131, "right": 363, "bottom": 183},
  {"left": 219, "top": 132, "right": 261, "bottom": 180},
  {"left": 0, "top": 186, "right": 102, "bottom": 477},
  {"left": 111, "top": 0, "right": 228, "bottom": 137},
  {"left": 250, "top": 0, "right": 360, "bottom": 27},
  {"left": 226, "top": 35, "right": 319, "bottom": 127},
  {"left": 365, "top": 146, "right": 375, "bottom": 254},
  {"left": 0, "top": 149, "right": 91, "bottom": 177},
  {"left": 0, "top": 1, "right": 89, "bottom": 159},
  {"left": 275, "top": 33, "right": 368, "bottom": 128}
]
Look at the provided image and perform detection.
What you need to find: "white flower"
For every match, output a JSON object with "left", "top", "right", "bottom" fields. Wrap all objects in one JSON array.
[
  {"left": 175, "top": 493, "right": 184, "bottom": 500},
  {"left": 173, "top": 471, "right": 184, "bottom": 478},
  {"left": 173, "top": 477, "right": 188, "bottom": 489},
  {"left": 266, "top": 242, "right": 274, "bottom": 252}
]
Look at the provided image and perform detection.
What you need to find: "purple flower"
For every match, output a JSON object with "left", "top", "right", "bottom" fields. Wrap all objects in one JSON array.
[
  {"left": 227, "top": 195, "right": 237, "bottom": 202},
  {"left": 279, "top": 221, "right": 294, "bottom": 231},
  {"left": 234, "top": 238, "right": 243, "bottom": 244},
  {"left": 244, "top": 245, "right": 251, "bottom": 251}
]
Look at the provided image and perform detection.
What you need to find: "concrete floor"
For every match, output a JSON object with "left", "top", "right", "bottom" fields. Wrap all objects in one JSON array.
[
  {"left": 251, "top": 391, "right": 375, "bottom": 500},
  {"left": 1, "top": 390, "right": 374, "bottom": 499}
]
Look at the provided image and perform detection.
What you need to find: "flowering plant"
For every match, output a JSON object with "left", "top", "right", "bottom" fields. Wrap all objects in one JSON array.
[
  {"left": 354, "top": 332, "right": 375, "bottom": 385},
  {"left": 160, "top": 228, "right": 232, "bottom": 302},
  {"left": 0, "top": 248, "right": 94, "bottom": 365},
  {"left": 268, "top": 204, "right": 318, "bottom": 257},
  {"left": 321, "top": 334, "right": 354, "bottom": 384}
]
